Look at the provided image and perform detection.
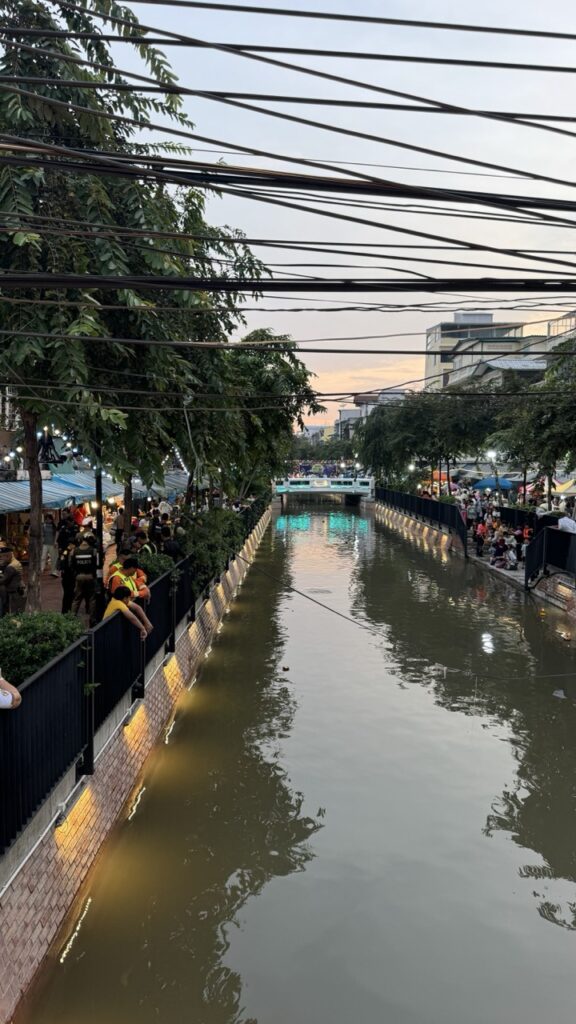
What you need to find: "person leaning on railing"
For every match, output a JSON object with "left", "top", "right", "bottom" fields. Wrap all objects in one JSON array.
[
  {"left": 0, "top": 673, "right": 21, "bottom": 709},
  {"left": 103, "top": 586, "right": 153, "bottom": 641}
]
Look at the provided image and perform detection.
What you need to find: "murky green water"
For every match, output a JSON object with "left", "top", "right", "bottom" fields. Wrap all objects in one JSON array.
[{"left": 18, "top": 508, "right": 576, "bottom": 1024}]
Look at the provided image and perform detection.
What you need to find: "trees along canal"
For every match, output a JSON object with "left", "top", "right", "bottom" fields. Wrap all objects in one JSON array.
[
  {"left": 0, "top": 1, "right": 318, "bottom": 607},
  {"left": 355, "top": 391, "right": 488, "bottom": 489},
  {"left": 356, "top": 372, "right": 576, "bottom": 498}
]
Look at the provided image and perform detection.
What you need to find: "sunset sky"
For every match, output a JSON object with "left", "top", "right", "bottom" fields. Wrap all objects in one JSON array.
[{"left": 129, "top": 0, "right": 576, "bottom": 425}]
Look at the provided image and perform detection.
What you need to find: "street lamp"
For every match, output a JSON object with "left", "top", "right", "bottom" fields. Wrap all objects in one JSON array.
[
  {"left": 485, "top": 449, "right": 502, "bottom": 504},
  {"left": 408, "top": 463, "right": 415, "bottom": 472}
]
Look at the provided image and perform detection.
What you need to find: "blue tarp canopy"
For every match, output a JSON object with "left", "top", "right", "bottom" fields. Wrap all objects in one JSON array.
[
  {"left": 0, "top": 472, "right": 143, "bottom": 514},
  {"left": 0, "top": 469, "right": 187, "bottom": 515},
  {"left": 473, "top": 476, "right": 514, "bottom": 491}
]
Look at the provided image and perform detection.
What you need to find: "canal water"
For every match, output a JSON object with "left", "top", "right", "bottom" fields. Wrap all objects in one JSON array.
[{"left": 18, "top": 508, "right": 576, "bottom": 1024}]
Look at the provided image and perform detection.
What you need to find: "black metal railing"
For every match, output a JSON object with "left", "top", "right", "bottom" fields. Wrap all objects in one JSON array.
[
  {"left": 175, "top": 555, "right": 195, "bottom": 625},
  {"left": 92, "top": 613, "right": 145, "bottom": 731},
  {"left": 0, "top": 504, "right": 269, "bottom": 856},
  {"left": 525, "top": 527, "right": 576, "bottom": 587},
  {"left": 144, "top": 570, "right": 174, "bottom": 661},
  {"left": 375, "top": 488, "right": 468, "bottom": 556},
  {"left": 0, "top": 639, "right": 87, "bottom": 854},
  {"left": 497, "top": 506, "right": 560, "bottom": 534}
]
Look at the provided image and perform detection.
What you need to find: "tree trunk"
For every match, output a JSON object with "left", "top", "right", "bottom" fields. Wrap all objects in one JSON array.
[
  {"left": 522, "top": 465, "right": 527, "bottom": 505},
  {"left": 123, "top": 476, "right": 133, "bottom": 534},
  {"left": 446, "top": 456, "right": 451, "bottom": 497},
  {"left": 185, "top": 472, "right": 195, "bottom": 508},
  {"left": 21, "top": 408, "right": 42, "bottom": 612},
  {"left": 547, "top": 472, "right": 553, "bottom": 510}
]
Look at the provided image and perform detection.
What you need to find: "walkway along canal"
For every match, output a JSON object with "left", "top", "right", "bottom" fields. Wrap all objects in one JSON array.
[{"left": 16, "top": 507, "right": 576, "bottom": 1024}]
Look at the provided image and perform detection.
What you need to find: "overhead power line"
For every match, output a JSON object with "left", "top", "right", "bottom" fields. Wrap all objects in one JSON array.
[
  {"left": 0, "top": 327, "right": 571, "bottom": 358},
  {"left": 56, "top": 1, "right": 576, "bottom": 42},
  {"left": 18, "top": 4, "right": 576, "bottom": 157},
  {"left": 6, "top": 44, "right": 576, "bottom": 74},
  {"left": 2, "top": 274, "right": 576, "bottom": 294},
  {"left": 4, "top": 135, "right": 576, "bottom": 280}
]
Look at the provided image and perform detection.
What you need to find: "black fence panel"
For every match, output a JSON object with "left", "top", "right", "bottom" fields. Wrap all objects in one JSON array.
[
  {"left": 145, "top": 571, "right": 173, "bottom": 661},
  {"left": 175, "top": 555, "right": 194, "bottom": 624},
  {"left": 0, "top": 639, "right": 86, "bottom": 854},
  {"left": 497, "top": 506, "right": 535, "bottom": 531},
  {"left": 92, "top": 613, "right": 144, "bottom": 730},
  {"left": 524, "top": 528, "right": 546, "bottom": 585},
  {"left": 497, "top": 505, "right": 562, "bottom": 535},
  {"left": 525, "top": 527, "right": 576, "bottom": 586},
  {"left": 375, "top": 488, "right": 468, "bottom": 555}
]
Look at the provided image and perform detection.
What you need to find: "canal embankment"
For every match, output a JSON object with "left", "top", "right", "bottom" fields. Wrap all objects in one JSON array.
[
  {"left": 0, "top": 509, "right": 270, "bottom": 1024},
  {"left": 375, "top": 498, "right": 576, "bottom": 617}
]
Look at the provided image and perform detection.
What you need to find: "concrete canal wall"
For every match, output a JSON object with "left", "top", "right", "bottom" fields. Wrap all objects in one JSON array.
[
  {"left": 0, "top": 511, "right": 271, "bottom": 1024},
  {"left": 375, "top": 500, "right": 576, "bottom": 617},
  {"left": 374, "top": 502, "right": 463, "bottom": 556}
]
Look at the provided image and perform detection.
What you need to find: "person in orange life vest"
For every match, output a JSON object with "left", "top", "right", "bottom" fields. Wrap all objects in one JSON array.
[
  {"left": 106, "top": 549, "right": 151, "bottom": 601},
  {"left": 103, "top": 586, "right": 153, "bottom": 640},
  {"left": 105, "top": 546, "right": 131, "bottom": 587},
  {"left": 108, "top": 557, "right": 150, "bottom": 601}
]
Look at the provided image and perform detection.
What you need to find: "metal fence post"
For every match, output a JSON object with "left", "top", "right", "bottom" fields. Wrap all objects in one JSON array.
[
  {"left": 77, "top": 634, "right": 94, "bottom": 778},
  {"left": 132, "top": 641, "right": 146, "bottom": 702},
  {"left": 168, "top": 576, "right": 177, "bottom": 653}
]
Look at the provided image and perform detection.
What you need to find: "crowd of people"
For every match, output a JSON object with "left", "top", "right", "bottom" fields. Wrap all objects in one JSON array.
[
  {"left": 435, "top": 487, "right": 576, "bottom": 570},
  {"left": 56, "top": 498, "right": 189, "bottom": 627}
]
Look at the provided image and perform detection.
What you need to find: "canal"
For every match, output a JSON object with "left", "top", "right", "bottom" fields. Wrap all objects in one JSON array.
[{"left": 18, "top": 508, "right": 576, "bottom": 1024}]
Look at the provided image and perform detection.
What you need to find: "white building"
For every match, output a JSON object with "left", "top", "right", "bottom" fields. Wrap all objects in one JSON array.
[{"left": 424, "top": 313, "right": 524, "bottom": 390}]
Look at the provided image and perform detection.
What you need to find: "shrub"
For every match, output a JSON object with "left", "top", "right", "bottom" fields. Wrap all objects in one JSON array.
[
  {"left": 138, "top": 551, "right": 175, "bottom": 582},
  {"left": 0, "top": 612, "right": 84, "bottom": 686}
]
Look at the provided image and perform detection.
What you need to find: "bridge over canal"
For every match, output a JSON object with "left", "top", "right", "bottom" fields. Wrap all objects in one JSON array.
[{"left": 274, "top": 475, "right": 375, "bottom": 505}]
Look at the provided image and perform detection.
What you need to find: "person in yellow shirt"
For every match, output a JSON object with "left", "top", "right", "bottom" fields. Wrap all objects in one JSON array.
[{"left": 103, "top": 586, "right": 153, "bottom": 640}]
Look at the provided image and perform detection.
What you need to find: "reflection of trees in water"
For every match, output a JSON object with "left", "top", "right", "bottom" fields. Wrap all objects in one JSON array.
[
  {"left": 21, "top": 534, "right": 322, "bottom": 1024},
  {"left": 353, "top": 520, "right": 576, "bottom": 931}
]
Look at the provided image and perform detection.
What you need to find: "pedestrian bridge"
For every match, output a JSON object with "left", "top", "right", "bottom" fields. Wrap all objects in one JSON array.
[{"left": 274, "top": 476, "right": 375, "bottom": 502}]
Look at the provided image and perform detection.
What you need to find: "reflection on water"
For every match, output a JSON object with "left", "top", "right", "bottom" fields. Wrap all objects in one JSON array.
[{"left": 17, "top": 507, "right": 576, "bottom": 1024}]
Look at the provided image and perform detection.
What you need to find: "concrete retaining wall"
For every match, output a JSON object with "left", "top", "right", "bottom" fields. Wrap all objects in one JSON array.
[
  {"left": 375, "top": 501, "right": 576, "bottom": 618},
  {"left": 0, "top": 510, "right": 270, "bottom": 1023},
  {"left": 374, "top": 502, "right": 462, "bottom": 557}
]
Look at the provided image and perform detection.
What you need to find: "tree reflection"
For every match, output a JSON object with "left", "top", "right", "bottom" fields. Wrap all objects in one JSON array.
[{"left": 355, "top": 517, "right": 576, "bottom": 932}]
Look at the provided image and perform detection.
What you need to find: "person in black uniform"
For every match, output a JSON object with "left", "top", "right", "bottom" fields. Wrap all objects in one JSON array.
[{"left": 71, "top": 535, "right": 98, "bottom": 624}]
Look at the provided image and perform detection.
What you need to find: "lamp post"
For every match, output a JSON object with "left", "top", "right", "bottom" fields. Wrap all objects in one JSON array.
[{"left": 486, "top": 449, "right": 503, "bottom": 506}]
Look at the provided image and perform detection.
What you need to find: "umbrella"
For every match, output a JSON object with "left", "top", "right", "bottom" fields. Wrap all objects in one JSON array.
[{"left": 473, "top": 476, "right": 513, "bottom": 491}]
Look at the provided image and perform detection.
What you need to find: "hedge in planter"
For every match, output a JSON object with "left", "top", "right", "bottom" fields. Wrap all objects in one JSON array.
[
  {"left": 0, "top": 613, "right": 84, "bottom": 686},
  {"left": 138, "top": 551, "right": 175, "bottom": 582}
]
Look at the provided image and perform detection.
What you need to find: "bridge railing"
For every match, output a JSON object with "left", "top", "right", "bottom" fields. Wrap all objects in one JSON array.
[{"left": 375, "top": 488, "right": 468, "bottom": 556}]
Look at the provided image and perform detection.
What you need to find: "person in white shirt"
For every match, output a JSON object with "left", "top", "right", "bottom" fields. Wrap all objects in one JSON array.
[
  {"left": 557, "top": 516, "right": 576, "bottom": 534},
  {"left": 0, "top": 675, "right": 21, "bottom": 709}
]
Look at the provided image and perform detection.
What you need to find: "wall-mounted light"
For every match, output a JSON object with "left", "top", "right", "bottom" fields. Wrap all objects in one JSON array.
[{"left": 54, "top": 778, "right": 87, "bottom": 829}]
